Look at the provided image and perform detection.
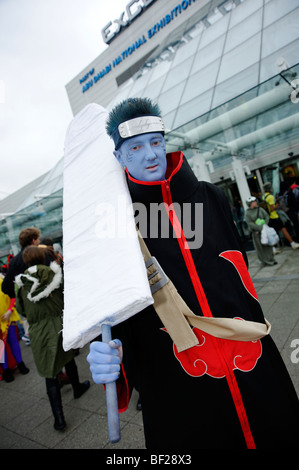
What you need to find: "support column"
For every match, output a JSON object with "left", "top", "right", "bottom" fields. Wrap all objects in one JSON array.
[
  {"left": 231, "top": 157, "right": 251, "bottom": 210},
  {"left": 255, "top": 168, "right": 264, "bottom": 195},
  {"left": 192, "top": 150, "right": 212, "bottom": 182}
]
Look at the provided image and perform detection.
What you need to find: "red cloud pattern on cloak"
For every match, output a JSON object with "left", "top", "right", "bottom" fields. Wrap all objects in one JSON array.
[{"left": 163, "top": 323, "right": 262, "bottom": 378}]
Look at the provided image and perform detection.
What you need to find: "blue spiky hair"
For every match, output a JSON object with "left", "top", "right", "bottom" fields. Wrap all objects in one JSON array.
[{"left": 106, "top": 97, "right": 163, "bottom": 149}]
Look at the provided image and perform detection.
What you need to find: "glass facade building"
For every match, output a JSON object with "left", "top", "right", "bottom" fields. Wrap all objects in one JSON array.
[
  {"left": 107, "top": 0, "right": 299, "bottom": 131},
  {"left": 0, "top": 160, "right": 63, "bottom": 258},
  {"left": 1, "top": 0, "right": 299, "bottom": 257}
]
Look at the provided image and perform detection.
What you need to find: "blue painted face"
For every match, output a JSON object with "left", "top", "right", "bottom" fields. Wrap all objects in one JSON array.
[{"left": 114, "top": 133, "right": 167, "bottom": 182}]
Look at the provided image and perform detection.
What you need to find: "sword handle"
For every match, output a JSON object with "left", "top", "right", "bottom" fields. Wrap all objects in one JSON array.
[{"left": 101, "top": 323, "right": 121, "bottom": 443}]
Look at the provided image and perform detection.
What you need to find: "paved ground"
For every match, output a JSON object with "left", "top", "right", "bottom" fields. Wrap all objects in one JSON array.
[{"left": 0, "top": 247, "right": 298, "bottom": 450}]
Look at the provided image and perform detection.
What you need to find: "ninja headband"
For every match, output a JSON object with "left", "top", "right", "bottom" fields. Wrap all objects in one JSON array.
[
  {"left": 111, "top": 115, "right": 165, "bottom": 150},
  {"left": 106, "top": 98, "right": 165, "bottom": 150}
]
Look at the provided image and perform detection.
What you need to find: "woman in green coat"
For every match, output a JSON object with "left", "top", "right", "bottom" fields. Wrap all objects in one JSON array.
[
  {"left": 15, "top": 246, "right": 89, "bottom": 431},
  {"left": 245, "top": 196, "right": 277, "bottom": 266}
]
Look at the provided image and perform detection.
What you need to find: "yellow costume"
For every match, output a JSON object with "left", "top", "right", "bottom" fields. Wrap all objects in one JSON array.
[{"left": 0, "top": 277, "right": 21, "bottom": 337}]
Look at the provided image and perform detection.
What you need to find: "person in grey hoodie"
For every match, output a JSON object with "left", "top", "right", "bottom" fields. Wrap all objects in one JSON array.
[{"left": 245, "top": 196, "right": 277, "bottom": 266}]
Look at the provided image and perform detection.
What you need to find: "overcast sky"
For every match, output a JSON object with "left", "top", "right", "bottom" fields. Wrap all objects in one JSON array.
[{"left": 0, "top": 0, "right": 129, "bottom": 198}]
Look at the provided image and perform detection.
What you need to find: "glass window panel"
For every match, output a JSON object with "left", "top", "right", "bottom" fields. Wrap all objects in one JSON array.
[
  {"left": 185, "top": 22, "right": 205, "bottom": 41},
  {"left": 198, "top": 14, "right": 230, "bottom": 49},
  {"left": 256, "top": 99, "right": 298, "bottom": 132},
  {"left": 140, "top": 76, "right": 165, "bottom": 100},
  {"left": 158, "top": 82, "right": 186, "bottom": 115},
  {"left": 163, "top": 110, "right": 176, "bottom": 131},
  {"left": 209, "top": 87, "right": 258, "bottom": 121},
  {"left": 220, "top": 0, "right": 237, "bottom": 14},
  {"left": 171, "top": 35, "right": 201, "bottom": 69},
  {"left": 212, "top": 63, "right": 259, "bottom": 108},
  {"left": 161, "top": 57, "right": 193, "bottom": 92},
  {"left": 191, "top": 35, "right": 224, "bottom": 75},
  {"left": 206, "top": 8, "right": 223, "bottom": 25},
  {"left": 217, "top": 33, "right": 261, "bottom": 83},
  {"left": 230, "top": 0, "right": 263, "bottom": 28},
  {"left": 181, "top": 60, "right": 220, "bottom": 105},
  {"left": 264, "top": 0, "right": 299, "bottom": 27},
  {"left": 224, "top": 10, "right": 262, "bottom": 53},
  {"left": 260, "top": 39, "right": 299, "bottom": 82},
  {"left": 129, "top": 70, "right": 151, "bottom": 95},
  {"left": 172, "top": 90, "right": 214, "bottom": 129},
  {"left": 262, "top": 9, "right": 299, "bottom": 58},
  {"left": 107, "top": 79, "right": 134, "bottom": 110},
  {"left": 150, "top": 59, "right": 172, "bottom": 82}
]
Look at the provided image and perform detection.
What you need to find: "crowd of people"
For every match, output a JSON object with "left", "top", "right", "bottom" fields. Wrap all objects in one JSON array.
[
  {"left": 232, "top": 181, "right": 299, "bottom": 266},
  {"left": 0, "top": 228, "right": 90, "bottom": 431}
]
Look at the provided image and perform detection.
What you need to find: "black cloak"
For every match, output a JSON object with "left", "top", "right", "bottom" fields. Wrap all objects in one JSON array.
[{"left": 112, "top": 152, "right": 299, "bottom": 449}]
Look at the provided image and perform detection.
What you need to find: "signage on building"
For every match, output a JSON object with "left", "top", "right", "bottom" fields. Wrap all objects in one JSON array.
[
  {"left": 102, "top": 0, "right": 157, "bottom": 44},
  {"left": 80, "top": 0, "right": 198, "bottom": 93}
]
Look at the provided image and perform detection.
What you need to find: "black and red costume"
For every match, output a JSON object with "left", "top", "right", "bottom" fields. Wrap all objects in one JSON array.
[{"left": 113, "top": 152, "right": 299, "bottom": 449}]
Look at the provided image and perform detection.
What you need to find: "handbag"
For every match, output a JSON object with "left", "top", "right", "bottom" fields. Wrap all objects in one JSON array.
[{"left": 261, "top": 224, "right": 279, "bottom": 246}]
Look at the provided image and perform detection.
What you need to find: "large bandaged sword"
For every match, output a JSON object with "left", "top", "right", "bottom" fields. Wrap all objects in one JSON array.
[{"left": 62, "top": 103, "right": 154, "bottom": 442}]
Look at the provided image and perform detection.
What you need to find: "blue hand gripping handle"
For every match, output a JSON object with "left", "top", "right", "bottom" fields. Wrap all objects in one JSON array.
[{"left": 101, "top": 323, "right": 121, "bottom": 443}]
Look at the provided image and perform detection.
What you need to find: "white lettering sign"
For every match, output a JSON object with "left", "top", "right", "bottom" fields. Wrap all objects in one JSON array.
[{"left": 101, "top": 0, "right": 156, "bottom": 44}]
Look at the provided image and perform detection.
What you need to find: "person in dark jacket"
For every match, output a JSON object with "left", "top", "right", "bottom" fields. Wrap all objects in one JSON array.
[
  {"left": 1, "top": 227, "right": 41, "bottom": 345},
  {"left": 1, "top": 227, "right": 41, "bottom": 299},
  {"left": 87, "top": 98, "right": 299, "bottom": 449},
  {"left": 15, "top": 246, "right": 90, "bottom": 431}
]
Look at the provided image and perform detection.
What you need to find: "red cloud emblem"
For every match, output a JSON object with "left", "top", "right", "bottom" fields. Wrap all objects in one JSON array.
[{"left": 164, "top": 322, "right": 262, "bottom": 378}]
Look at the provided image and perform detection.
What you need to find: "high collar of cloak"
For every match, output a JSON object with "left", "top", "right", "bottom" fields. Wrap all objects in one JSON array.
[
  {"left": 126, "top": 151, "right": 199, "bottom": 204},
  {"left": 15, "top": 261, "right": 62, "bottom": 303}
]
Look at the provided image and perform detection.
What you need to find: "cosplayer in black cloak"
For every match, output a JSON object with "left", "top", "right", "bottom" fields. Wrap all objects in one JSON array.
[{"left": 89, "top": 98, "right": 299, "bottom": 449}]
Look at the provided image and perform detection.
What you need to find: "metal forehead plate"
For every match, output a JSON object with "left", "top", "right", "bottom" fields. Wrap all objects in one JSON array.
[{"left": 118, "top": 116, "right": 165, "bottom": 138}]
